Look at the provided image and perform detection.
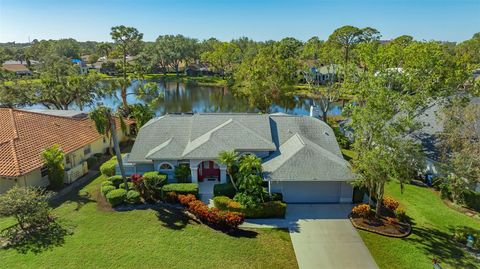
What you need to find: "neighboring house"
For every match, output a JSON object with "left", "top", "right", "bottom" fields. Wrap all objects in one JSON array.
[
  {"left": 2, "top": 61, "right": 32, "bottom": 76},
  {"left": 71, "top": 59, "right": 89, "bottom": 74},
  {"left": 185, "top": 63, "right": 214, "bottom": 76},
  {"left": 0, "top": 108, "right": 130, "bottom": 194},
  {"left": 121, "top": 113, "right": 354, "bottom": 203},
  {"left": 410, "top": 98, "right": 480, "bottom": 192}
]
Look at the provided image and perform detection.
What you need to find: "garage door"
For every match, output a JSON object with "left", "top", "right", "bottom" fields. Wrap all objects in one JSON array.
[{"left": 274, "top": 181, "right": 341, "bottom": 203}]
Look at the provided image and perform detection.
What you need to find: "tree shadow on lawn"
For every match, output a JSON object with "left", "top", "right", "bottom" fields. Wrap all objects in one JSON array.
[
  {"left": 155, "top": 206, "right": 197, "bottom": 230},
  {"left": 406, "top": 226, "right": 478, "bottom": 269},
  {"left": 1, "top": 220, "right": 74, "bottom": 254}
]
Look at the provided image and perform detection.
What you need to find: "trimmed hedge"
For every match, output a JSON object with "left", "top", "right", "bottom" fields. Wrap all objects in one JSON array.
[
  {"left": 213, "top": 183, "right": 237, "bottom": 198},
  {"left": 463, "top": 190, "right": 480, "bottom": 212},
  {"left": 107, "top": 175, "right": 124, "bottom": 187},
  {"left": 162, "top": 183, "right": 199, "bottom": 197},
  {"left": 126, "top": 190, "right": 141, "bottom": 204},
  {"left": 101, "top": 180, "right": 114, "bottom": 187},
  {"left": 106, "top": 188, "right": 127, "bottom": 206},
  {"left": 100, "top": 156, "right": 118, "bottom": 176},
  {"left": 213, "top": 196, "right": 286, "bottom": 218},
  {"left": 101, "top": 185, "right": 116, "bottom": 196}
]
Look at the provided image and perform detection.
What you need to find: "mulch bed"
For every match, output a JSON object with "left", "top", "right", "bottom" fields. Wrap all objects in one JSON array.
[{"left": 350, "top": 215, "right": 411, "bottom": 238}]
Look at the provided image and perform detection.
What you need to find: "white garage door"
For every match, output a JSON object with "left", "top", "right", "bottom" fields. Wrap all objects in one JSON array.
[{"left": 276, "top": 181, "right": 341, "bottom": 203}]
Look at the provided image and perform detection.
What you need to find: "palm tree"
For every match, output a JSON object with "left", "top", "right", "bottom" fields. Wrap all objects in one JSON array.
[
  {"left": 218, "top": 150, "right": 239, "bottom": 191},
  {"left": 89, "top": 106, "right": 129, "bottom": 191},
  {"left": 238, "top": 154, "right": 262, "bottom": 176}
]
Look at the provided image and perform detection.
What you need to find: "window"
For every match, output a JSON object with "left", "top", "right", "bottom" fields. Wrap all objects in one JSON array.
[
  {"left": 41, "top": 166, "right": 48, "bottom": 177},
  {"left": 84, "top": 145, "right": 91, "bottom": 155},
  {"left": 159, "top": 163, "right": 173, "bottom": 170},
  {"left": 66, "top": 155, "right": 71, "bottom": 165}
]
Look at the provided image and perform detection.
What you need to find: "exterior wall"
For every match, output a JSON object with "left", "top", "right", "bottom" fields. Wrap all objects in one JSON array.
[
  {"left": 153, "top": 160, "right": 178, "bottom": 181},
  {"left": 0, "top": 169, "right": 49, "bottom": 194},
  {"left": 339, "top": 181, "right": 353, "bottom": 203}
]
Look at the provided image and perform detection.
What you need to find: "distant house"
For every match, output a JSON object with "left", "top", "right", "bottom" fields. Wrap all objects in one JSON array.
[
  {"left": 185, "top": 63, "right": 214, "bottom": 76},
  {"left": 2, "top": 60, "right": 32, "bottom": 76},
  {"left": 71, "top": 59, "right": 89, "bottom": 74},
  {"left": 121, "top": 113, "right": 354, "bottom": 203},
  {"left": 309, "top": 64, "right": 339, "bottom": 84},
  {"left": 0, "top": 108, "right": 131, "bottom": 194}
]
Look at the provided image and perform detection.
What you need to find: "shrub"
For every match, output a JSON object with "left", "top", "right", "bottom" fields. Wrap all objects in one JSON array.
[
  {"left": 174, "top": 165, "right": 191, "bottom": 183},
  {"left": 143, "top": 172, "right": 167, "bottom": 199},
  {"left": 178, "top": 194, "right": 197, "bottom": 206},
  {"left": 162, "top": 183, "right": 199, "bottom": 197},
  {"left": 213, "top": 196, "right": 286, "bottom": 218},
  {"left": 233, "top": 192, "right": 260, "bottom": 209},
  {"left": 452, "top": 227, "right": 468, "bottom": 244},
  {"left": 383, "top": 196, "right": 400, "bottom": 211},
  {"left": 351, "top": 204, "right": 371, "bottom": 218},
  {"left": 126, "top": 190, "right": 141, "bottom": 204},
  {"left": 463, "top": 190, "right": 480, "bottom": 212},
  {"left": 100, "top": 156, "right": 118, "bottom": 177},
  {"left": 185, "top": 199, "right": 244, "bottom": 230},
  {"left": 101, "top": 180, "right": 114, "bottom": 187},
  {"left": 395, "top": 208, "right": 408, "bottom": 223},
  {"left": 213, "top": 183, "right": 237, "bottom": 198},
  {"left": 164, "top": 191, "right": 178, "bottom": 203},
  {"left": 385, "top": 217, "right": 396, "bottom": 224},
  {"left": 105, "top": 188, "right": 127, "bottom": 206},
  {"left": 101, "top": 185, "right": 116, "bottom": 196},
  {"left": 107, "top": 175, "right": 124, "bottom": 187},
  {"left": 352, "top": 187, "right": 367, "bottom": 204},
  {"left": 270, "top": 192, "right": 283, "bottom": 202},
  {"left": 41, "top": 144, "right": 65, "bottom": 189},
  {"left": 119, "top": 182, "right": 134, "bottom": 190}
]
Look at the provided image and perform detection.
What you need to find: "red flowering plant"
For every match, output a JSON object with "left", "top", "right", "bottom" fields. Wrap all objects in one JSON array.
[
  {"left": 184, "top": 199, "right": 244, "bottom": 231},
  {"left": 178, "top": 194, "right": 197, "bottom": 206},
  {"left": 130, "top": 174, "right": 147, "bottom": 199}
]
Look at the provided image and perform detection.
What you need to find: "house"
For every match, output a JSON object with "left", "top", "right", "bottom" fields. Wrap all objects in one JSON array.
[
  {"left": 71, "top": 59, "right": 89, "bottom": 74},
  {"left": 121, "top": 113, "right": 354, "bottom": 203},
  {"left": 0, "top": 108, "right": 130, "bottom": 194},
  {"left": 309, "top": 64, "right": 339, "bottom": 85},
  {"left": 2, "top": 61, "right": 32, "bottom": 76},
  {"left": 410, "top": 98, "right": 480, "bottom": 192}
]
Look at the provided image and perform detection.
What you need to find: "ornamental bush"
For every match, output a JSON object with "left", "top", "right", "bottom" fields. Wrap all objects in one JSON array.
[
  {"left": 126, "top": 190, "right": 141, "bottom": 204},
  {"left": 101, "top": 185, "right": 116, "bottom": 196},
  {"left": 100, "top": 156, "right": 118, "bottom": 177},
  {"left": 143, "top": 172, "right": 167, "bottom": 199},
  {"left": 351, "top": 204, "right": 371, "bottom": 218},
  {"left": 463, "top": 190, "right": 480, "bottom": 212},
  {"left": 382, "top": 196, "right": 400, "bottom": 211},
  {"left": 213, "top": 183, "right": 237, "bottom": 198},
  {"left": 164, "top": 191, "right": 178, "bottom": 203},
  {"left": 162, "top": 183, "right": 199, "bottom": 197},
  {"left": 184, "top": 199, "right": 244, "bottom": 230},
  {"left": 106, "top": 188, "right": 127, "bottom": 206},
  {"left": 174, "top": 165, "right": 191, "bottom": 183},
  {"left": 178, "top": 194, "right": 197, "bottom": 206},
  {"left": 101, "top": 180, "right": 114, "bottom": 187},
  {"left": 395, "top": 208, "right": 408, "bottom": 223},
  {"left": 119, "top": 182, "right": 134, "bottom": 190},
  {"left": 107, "top": 175, "right": 124, "bottom": 187}
]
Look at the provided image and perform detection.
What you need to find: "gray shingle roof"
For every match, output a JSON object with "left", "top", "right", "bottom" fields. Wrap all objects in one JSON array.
[{"left": 129, "top": 113, "right": 353, "bottom": 182}]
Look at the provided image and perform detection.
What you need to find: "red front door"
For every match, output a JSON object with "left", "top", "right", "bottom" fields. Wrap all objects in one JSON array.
[{"left": 198, "top": 161, "right": 220, "bottom": 182}]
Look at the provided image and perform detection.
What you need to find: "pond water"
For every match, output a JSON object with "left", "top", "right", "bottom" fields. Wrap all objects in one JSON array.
[{"left": 29, "top": 79, "right": 344, "bottom": 116}]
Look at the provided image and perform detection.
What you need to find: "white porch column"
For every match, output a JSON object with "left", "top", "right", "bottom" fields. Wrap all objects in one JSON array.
[
  {"left": 191, "top": 169, "right": 198, "bottom": 183},
  {"left": 220, "top": 167, "right": 227, "bottom": 183}
]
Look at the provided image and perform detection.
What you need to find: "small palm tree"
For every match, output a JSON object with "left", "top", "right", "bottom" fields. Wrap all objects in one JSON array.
[
  {"left": 89, "top": 106, "right": 129, "bottom": 191},
  {"left": 218, "top": 150, "right": 239, "bottom": 191}
]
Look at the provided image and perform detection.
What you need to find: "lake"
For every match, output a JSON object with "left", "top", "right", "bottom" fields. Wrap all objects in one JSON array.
[{"left": 29, "top": 79, "right": 344, "bottom": 116}]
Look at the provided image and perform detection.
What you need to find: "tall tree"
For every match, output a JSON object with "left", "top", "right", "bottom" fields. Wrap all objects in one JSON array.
[
  {"left": 110, "top": 25, "right": 144, "bottom": 108},
  {"left": 154, "top": 35, "right": 198, "bottom": 76},
  {"left": 218, "top": 150, "right": 240, "bottom": 190},
  {"left": 200, "top": 41, "right": 240, "bottom": 78}
]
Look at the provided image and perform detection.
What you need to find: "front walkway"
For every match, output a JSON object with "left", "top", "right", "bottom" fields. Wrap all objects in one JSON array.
[
  {"left": 242, "top": 204, "right": 378, "bottom": 269},
  {"left": 198, "top": 180, "right": 216, "bottom": 205}
]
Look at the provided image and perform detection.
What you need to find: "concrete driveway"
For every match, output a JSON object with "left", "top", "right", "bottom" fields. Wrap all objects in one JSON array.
[{"left": 242, "top": 204, "right": 378, "bottom": 269}]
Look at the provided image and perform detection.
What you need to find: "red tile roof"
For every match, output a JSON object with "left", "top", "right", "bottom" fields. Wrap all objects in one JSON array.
[{"left": 0, "top": 108, "right": 129, "bottom": 177}]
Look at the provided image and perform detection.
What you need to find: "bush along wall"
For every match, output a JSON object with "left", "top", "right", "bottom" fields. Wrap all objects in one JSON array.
[
  {"left": 213, "top": 196, "right": 286, "bottom": 218},
  {"left": 100, "top": 156, "right": 118, "bottom": 177},
  {"left": 162, "top": 183, "right": 199, "bottom": 197},
  {"left": 213, "top": 183, "right": 237, "bottom": 198}
]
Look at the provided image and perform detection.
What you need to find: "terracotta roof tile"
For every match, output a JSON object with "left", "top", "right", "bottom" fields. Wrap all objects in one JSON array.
[{"left": 0, "top": 108, "right": 128, "bottom": 177}]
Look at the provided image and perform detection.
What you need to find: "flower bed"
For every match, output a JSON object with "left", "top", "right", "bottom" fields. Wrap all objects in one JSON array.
[
  {"left": 213, "top": 196, "right": 286, "bottom": 218},
  {"left": 178, "top": 194, "right": 244, "bottom": 231},
  {"left": 350, "top": 203, "right": 411, "bottom": 238}
]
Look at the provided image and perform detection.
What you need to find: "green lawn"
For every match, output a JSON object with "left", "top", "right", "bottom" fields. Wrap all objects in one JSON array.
[
  {"left": 360, "top": 181, "right": 480, "bottom": 269},
  {"left": 0, "top": 175, "right": 298, "bottom": 269}
]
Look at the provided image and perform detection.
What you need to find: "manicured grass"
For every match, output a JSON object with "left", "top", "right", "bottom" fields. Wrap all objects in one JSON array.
[
  {"left": 359, "top": 181, "right": 480, "bottom": 269},
  {"left": 0, "top": 175, "right": 297, "bottom": 269}
]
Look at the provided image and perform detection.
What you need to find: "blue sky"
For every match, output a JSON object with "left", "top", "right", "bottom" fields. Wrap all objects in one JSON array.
[{"left": 0, "top": 0, "right": 479, "bottom": 43}]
